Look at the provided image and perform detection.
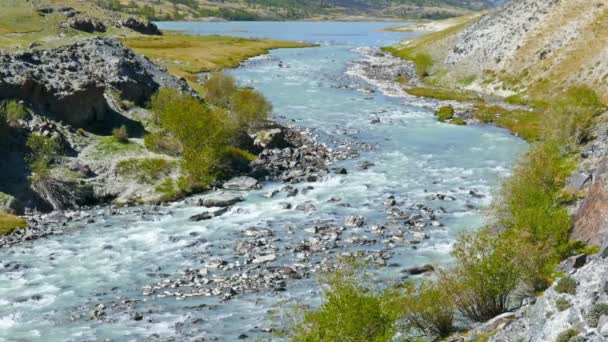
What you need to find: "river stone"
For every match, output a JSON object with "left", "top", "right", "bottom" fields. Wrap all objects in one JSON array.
[
  {"left": 189, "top": 207, "right": 229, "bottom": 221},
  {"left": 295, "top": 202, "right": 317, "bottom": 212},
  {"left": 223, "top": 177, "right": 259, "bottom": 191},
  {"left": 200, "top": 193, "right": 244, "bottom": 208},
  {"left": 344, "top": 215, "right": 365, "bottom": 227},
  {"left": 567, "top": 172, "right": 592, "bottom": 192},
  {"left": 405, "top": 264, "right": 434, "bottom": 275},
  {"left": 252, "top": 254, "right": 277, "bottom": 264}
]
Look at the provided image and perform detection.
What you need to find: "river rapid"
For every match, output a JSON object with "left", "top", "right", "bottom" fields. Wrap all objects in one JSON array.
[{"left": 0, "top": 22, "right": 526, "bottom": 341}]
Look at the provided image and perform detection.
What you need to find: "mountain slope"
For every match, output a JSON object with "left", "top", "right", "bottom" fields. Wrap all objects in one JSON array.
[
  {"left": 445, "top": 0, "right": 608, "bottom": 99},
  {"left": 101, "top": 0, "right": 504, "bottom": 20}
]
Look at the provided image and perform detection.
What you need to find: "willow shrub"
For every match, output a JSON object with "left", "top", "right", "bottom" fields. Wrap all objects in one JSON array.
[
  {"left": 400, "top": 280, "right": 455, "bottom": 337},
  {"left": 443, "top": 229, "right": 521, "bottom": 322},
  {"left": 292, "top": 269, "right": 403, "bottom": 342},
  {"left": 202, "top": 72, "right": 238, "bottom": 108},
  {"left": 150, "top": 88, "right": 235, "bottom": 186}
]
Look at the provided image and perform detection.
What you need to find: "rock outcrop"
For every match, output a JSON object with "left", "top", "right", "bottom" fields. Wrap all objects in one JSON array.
[
  {"left": 121, "top": 17, "right": 161, "bottom": 35},
  {"left": 0, "top": 37, "right": 192, "bottom": 131}
]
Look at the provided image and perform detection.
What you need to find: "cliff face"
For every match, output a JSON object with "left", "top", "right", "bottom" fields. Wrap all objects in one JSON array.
[{"left": 443, "top": 0, "right": 608, "bottom": 99}]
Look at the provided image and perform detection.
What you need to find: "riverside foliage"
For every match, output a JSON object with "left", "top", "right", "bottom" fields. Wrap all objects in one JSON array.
[
  {"left": 149, "top": 72, "right": 271, "bottom": 188},
  {"left": 290, "top": 86, "right": 604, "bottom": 340}
]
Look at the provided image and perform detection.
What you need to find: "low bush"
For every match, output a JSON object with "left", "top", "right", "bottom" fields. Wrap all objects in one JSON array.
[
  {"left": 443, "top": 229, "right": 521, "bottom": 322},
  {"left": 544, "top": 86, "right": 604, "bottom": 145},
  {"left": 230, "top": 87, "right": 271, "bottom": 128},
  {"left": 155, "top": 177, "right": 192, "bottom": 202},
  {"left": 26, "top": 134, "right": 62, "bottom": 182},
  {"left": 112, "top": 125, "right": 129, "bottom": 144},
  {"left": 555, "top": 276, "right": 577, "bottom": 295},
  {"left": 0, "top": 213, "right": 27, "bottom": 236},
  {"left": 400, "top": 281, "right": 454, "bottom": 338},
  {"left": 291, "top": 269, "right": 402, "bottom": 342},
  {"left": 1, "top": 100, "right": 26, "bottom": 125},
  {"left": 150, "top": 88, "right": 235, "bottom": 186},
  {"left": 202, "top": 72, "right": 238, "bottom": 108},
  {"left": 555, "top": 297, "right": 572, "bottom": 312},
  {"left": 116, "top": 158, "right": 175, "bottom": 184},
  {"left": 473, "top": 105, "right": 541, "bottom": 142},
  {"left": 144, "top": 132, "right": 182, "bottom": 156},
  {"left": 556, "top": 329, "right": 582, "bottom": 342},
  {"left": 586, "top": 303, "right": 608, "bottom": 327},
  {"left": 435, "top": 106, "right": 454, "bottom": 122}
]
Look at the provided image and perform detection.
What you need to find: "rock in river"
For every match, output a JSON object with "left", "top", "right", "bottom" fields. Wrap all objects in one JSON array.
[
  {"left": 200, "top": 192, "right": 244, "bottom": 208},
  {"left": 223, "top": 176, "right": 259, "bottom": 191}
]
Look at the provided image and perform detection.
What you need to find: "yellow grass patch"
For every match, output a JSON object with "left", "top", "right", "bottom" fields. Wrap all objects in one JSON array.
[
  {"left": 122, "top": 34, "right": 314, "bottom": 79},
  {"left": 0, "top": 213, "right": 27, "bottom": 236}
]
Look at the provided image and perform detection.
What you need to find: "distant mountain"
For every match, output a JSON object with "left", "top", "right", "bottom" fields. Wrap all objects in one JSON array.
[{"left": 96, "top": 0, "right": 504, "bottom": 21}]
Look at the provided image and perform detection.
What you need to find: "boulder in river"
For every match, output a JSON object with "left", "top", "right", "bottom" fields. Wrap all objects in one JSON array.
[
  {"left": 200, "top": 193, "right": 244, "bottom": 208},
  {"left": 189, "top": 207, "right": 229, "bottom": 221},
  {"left": 223, "top": 176, "right": 259, "bottom": 191}
]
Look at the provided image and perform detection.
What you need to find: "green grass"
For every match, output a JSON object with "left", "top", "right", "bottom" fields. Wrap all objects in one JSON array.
[
  {"left": 555, "top": 276, "right": 577, "bottom": 295},
  {"left": 95, "top": 136, "right": 143, "bottom": 157},
  {"left": 116, "top": 158, "right": 175, "bottom": 184},
  {"left": 406, "top": 87, "right": 479, "bottom": 102},
  {"left": 0, "top": 213, "right": 27, "bottom": 236},
  {"left": 473, "top": 105, "right": 541, "bottom": 142}
]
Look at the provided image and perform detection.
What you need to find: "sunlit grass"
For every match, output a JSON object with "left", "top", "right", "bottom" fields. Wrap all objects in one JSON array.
[{"left": 122, "top": 34, "right": 315, "bottom": 80}]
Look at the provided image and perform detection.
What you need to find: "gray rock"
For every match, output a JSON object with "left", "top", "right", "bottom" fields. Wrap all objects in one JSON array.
[
  {"left": 223, "top": 176, "right": 259, "bottom": 191},
  {"left": 65, "top": 17, "right": 106, "bottom": 33},
  {"left": 344, "top": 215, "right": 365, "bottom": 227},
  {"left": 189, "top": 207, "right": 229, "bottom": 221},
  {"left": 200, "top": 193, "right": 244, "bottom": 208},
  {"left": 567, "top": 172, "right": 592, "bottom": 192},
  {"left": 0, "top": 37, "right": 193, "bottom": 128},
  {"left": 295, "top": 202, "right": 316, "bottom": 212},
  {"left": 121, "top": 17, "right": 161, "bottom": 35},
  {"left": 405, "top": 264, "right": 434, "bottom": 275},
  {"left": 252, "top": 254, "right": 277, "bottom": 264}
]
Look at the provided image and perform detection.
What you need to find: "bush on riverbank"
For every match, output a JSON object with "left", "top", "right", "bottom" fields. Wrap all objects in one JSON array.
[
  {"left": 0, "top": 213, "right": 27, "bottom": 236},
  {"left": 149, "top": 72, "right": 271, "bottom": 187},
  {"left": 289, "top": 86, "right": 605, "bottom": 340},
  {"left": 292, "top": 267, "right": 402, "bottom": 342},
  {"left": 26, "top": 134, "right": 62, "bottom": 183}
]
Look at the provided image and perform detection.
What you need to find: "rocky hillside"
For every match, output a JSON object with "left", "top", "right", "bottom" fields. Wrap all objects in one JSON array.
[{"left": 444, "top": 0, "right": 608, "bottom": 100}]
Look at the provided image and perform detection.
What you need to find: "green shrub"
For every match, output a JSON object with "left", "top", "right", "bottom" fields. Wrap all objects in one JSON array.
[
  {"left": 586, "top": 303, "right": 608, "bottom": 327},
  {"left": 0, "top": 213, "right": 27, "bottom": 236},
  {"left": 116, "top": 158, "right": 175, "bottom": 184},
  {"left": 555, "top": 276, "right": 577, "bottom": 295},
  {"left": 292, "top": 269, "right": 402, "bottom": 342},
  {"left": 555, "top": 297, "right": 572, "bottom": 312},
  {"left": 444, "top": 229, "right": 521, "bottom": 322},
  {"left": 150, "top": 88, "right": 235, "bottom": 186},
  {"left": 504, "top": 94, "right": 527, "bottom": 106},
  {"left": 144, "top": 132, "right": 182, "bottom": 156},
  {"left": 202, "top": 72, "right": 238, "bottom": 108},
  {"left": 26, "top": 134, "right": 62, "bottom": 182},
  {"left": 556, "top": 329, "right": 581, "bottom": 342},
  {"left": 544, "top": 86, "right": 605, "bottom": 145},
  {"left": 112, "top": 125, "right": 129, "bottom": 144},
  {"left": 435, "top": 106, "right": 454, "bottom": 122},
  {"left": 400, "top": 281, "right": 454, "bottom": 338},
  {"left": 230, "top": 87, "right": 272, "bottom": 128},
  {"left": 495, "top": 141, "right": 574, "bottom": 257},
  {"left": 2, "top": 100, "right": 26, "bottom": 125},
  {"left": 452, "top": 117, "right": 466, "bottom": 125},
  {"left": 155, "top": 177, "right": 192, "bottom": 202}
]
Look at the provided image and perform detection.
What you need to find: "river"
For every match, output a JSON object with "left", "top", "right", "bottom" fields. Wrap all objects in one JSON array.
[{"left": 0, "top": 22, "right": 526, "bottom": 341}]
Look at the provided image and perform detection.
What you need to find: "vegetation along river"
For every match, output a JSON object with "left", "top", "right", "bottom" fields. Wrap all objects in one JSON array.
[{"left": 0, "top": 22, "right": 526, "bottom": 341}]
